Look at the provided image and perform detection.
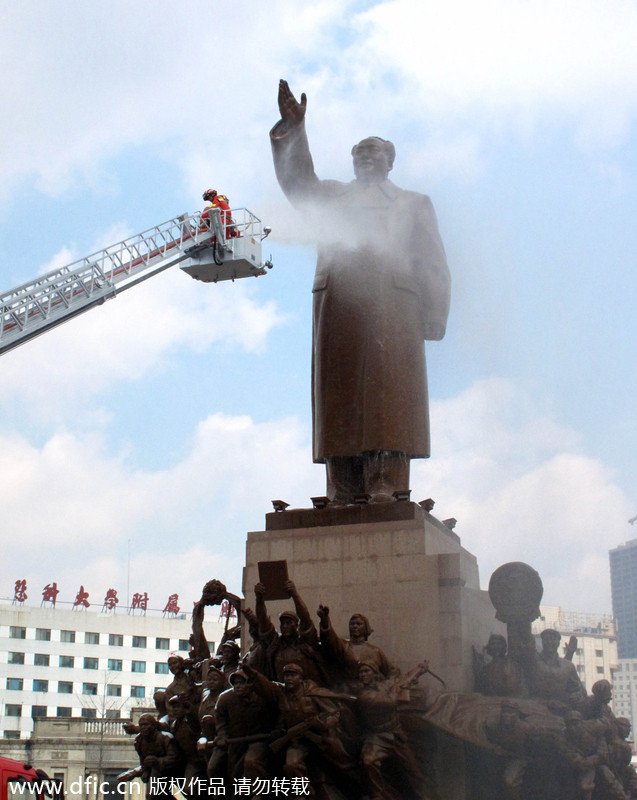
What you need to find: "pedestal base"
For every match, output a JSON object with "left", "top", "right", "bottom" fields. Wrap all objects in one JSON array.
[{"left": 244, "top": 502, "right": 503, "bottom": 693}]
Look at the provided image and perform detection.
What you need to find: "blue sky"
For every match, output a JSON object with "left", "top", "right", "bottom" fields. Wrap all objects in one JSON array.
[{"left": 1, "top": 0, "right": 636, "bottom": 615}]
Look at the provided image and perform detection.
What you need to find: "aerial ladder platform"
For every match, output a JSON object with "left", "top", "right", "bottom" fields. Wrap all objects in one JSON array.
[{"left": 0, "top": 207, "right": 272, "bottom": 357}]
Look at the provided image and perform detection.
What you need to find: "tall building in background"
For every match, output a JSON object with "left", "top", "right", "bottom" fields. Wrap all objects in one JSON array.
[{"left": 609, "top": 538, "right": 637, "bottom": 658}]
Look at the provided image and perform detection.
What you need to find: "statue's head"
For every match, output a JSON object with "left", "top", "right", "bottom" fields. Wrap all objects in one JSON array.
[
  {"left": 282, "top": 662, "right": 304, "bottom": 691},
  {"left": 351, "top": 137, "right": 395, "bottom": 184},
  {"left": 349, "top": 613, "right": 372, "bottom": 641},
  {"left": 153, "top": 689, "right": 167, "bottom": 716},
  {"left": 486, "top": 634, "right": 507, "bottom": 658},
  {"left": 166, "top": 695, "right": 187, "bottom": 719},
  {"left": 220, "top": 641, "right": 240, "bottom": 665},
  {"left": 540, "top": 628, "right": 561, "bottom": 654},
  {"left": 279, "top": 610, "right": 300, "bottom": 638},
  {"left": 138, "top": 714, "right": 160, "bottom": 736},
  {"left": 167, "top": 654, "right": 185, "bottom": 675},
  {"left": 205, "top": 666, "right": 226, "bottom": 692},
  {"left": 617, "top": 717, "right": 631, "bottom": 739},
  {"left": 229, "top": 669, "right": 250, "bottom": 697},
  {"left": 358, "top": 660, "right": 381, "bottom": 686},
  {"left": 592, "top": 679, "right": 612, "bottom": 703}
]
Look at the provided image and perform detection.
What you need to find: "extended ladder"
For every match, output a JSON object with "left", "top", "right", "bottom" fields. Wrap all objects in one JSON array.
[{"left": 0, "top": 208, "right": 270, "bottom": 356}]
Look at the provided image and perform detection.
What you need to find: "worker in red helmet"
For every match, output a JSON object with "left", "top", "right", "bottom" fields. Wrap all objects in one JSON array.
[{"left": 201, "top": 189, "right": 238, "bottom": 237}]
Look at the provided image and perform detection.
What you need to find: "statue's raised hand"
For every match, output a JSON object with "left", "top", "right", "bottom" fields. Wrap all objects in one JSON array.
[{"left": 278, "top": 79, "right": 306, "bottom": 126}]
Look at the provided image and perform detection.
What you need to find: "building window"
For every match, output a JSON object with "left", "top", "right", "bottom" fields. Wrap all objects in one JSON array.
[
  {"left": 108, "top": 659, "right": 123, "bottom": 672},
  {"left": 178, "top": 639, "right": 189, "bottom": 651},
  {"left": 596, "top": 649, "right": 603, "bottom": 658},
  {"left": 31, "top": 706, "right": 47, "bottom": 718},
  {"left": 8, "top": 652, "right": 25, "bottom": 665},
  {"left": 59, "top": 656, "right": 74, "bottom": 668},
  {"left": 85, "top": 632, "right": 100, "bottom": 645},
  {"left": 3, "top": 731, "right": 20, "bottom": 739},
  {"left": 60, "top": 630, "right": 76, "bottom": 643},
  {"left": 131, "top": 661, "right": 146, "bottom": 674},
  {"left": 6, "top": 704, "right": 22, "bottom": 717},
  {"left": 57, "top": 707, "right": 72, "bottom": 718},
  {"left": 107, "top": 685, "right": 122, "bottom": 697},
  {"left": 155, "top": 662, "right": 169, "bottom": 674},
  {"left": 58, "top": 681, "right": 73, "bottom": 694},
  {"left": 105, "top": 709, "right": 121, "bottom": 720},
  {"left": 81, "top": 708, "right": 97, "bottom": 719},
  {"left": 7, "top": 678, "right": 23, "bottom": 691},
  {"left": 131, "top": 686, "right": 145, "bottom": 698},
  {"left": 34, "top": 653, "right": 50, "bottom": 667},
  {"left": 84, "top": 657, "right": 99, "bottom": 670},
  {"left": 597, "top": 666, "right": 605, "bottom": 674},
  {"left": 35, "top": 628, "right": 51, "bottom": 641},
  {"left": 132, "top": 636, "right": 147, "bottom": 648},
  {"left": 9, "top": 626, "right": 26, "bottom": 639},
  {"left": 109, "top": 634, "right": 124, "bottom": 647},
  {"left": 156, "top": 638, "right": 170, "bottom": 650},
  {"left": 83, "top": 683, "right": 98, "bottom": 695},
  {"left": 33, "top": 679, "right": 49, "bottom": 693}
]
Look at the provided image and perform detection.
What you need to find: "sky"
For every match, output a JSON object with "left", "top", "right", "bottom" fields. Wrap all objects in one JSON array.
[{"left": 1, "top": 0, "right": 636, "bottom": 618}]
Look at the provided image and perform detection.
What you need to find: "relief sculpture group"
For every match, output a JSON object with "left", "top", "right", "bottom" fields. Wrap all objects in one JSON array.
[{"left": 118, "top": 571, "right": 637, "bottom": 800}]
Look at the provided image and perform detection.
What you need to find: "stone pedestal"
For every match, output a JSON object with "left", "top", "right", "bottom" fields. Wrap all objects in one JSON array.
[{"left": 243, "top": 502, "right": 503, "bottom": 694}]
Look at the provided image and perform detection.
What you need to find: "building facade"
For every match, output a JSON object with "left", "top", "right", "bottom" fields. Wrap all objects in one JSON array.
[
  {"left": 611, "top": 659, "right": 637, "bottom": 730},
  {"left": 610, "top": 538, "right": 637, "bottom": 659},
  {"left": 0, "top": 600, "right": 227, "bottom": 740}
]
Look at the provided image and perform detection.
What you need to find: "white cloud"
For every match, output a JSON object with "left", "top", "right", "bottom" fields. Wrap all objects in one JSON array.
[
  {"left": 1, "top": 377, "right": 630, "bottom": 615},
  {"left": 353, "top": 0, "right": 637, "bottom": 138},
  {"left": 3, "top": 0, "right": 637, "bottom": 205},
  {"left": 0, "top": 410, "right": 317, "bottom": 605},
  {"left": 413, "top": 379, "right": 633, "bottom": 612}
]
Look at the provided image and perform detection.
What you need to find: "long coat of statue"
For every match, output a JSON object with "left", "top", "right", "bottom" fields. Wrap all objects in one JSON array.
[{"left": 270, "top": 112, "right": 450, "bottom": 463}]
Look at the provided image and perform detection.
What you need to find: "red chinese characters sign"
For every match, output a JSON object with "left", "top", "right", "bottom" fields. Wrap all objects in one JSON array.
[
  {"left": 42, "top": 583, "right": 59, "bottom": 606},
  {"left": 14, "top": 579, "right": 27, "bottom": 603},
  {"left": 73, "top": 586, "right": 90, "bottom": 608},
  {"left": 163, "top": 594, "right": 180, "bottom": 615}
]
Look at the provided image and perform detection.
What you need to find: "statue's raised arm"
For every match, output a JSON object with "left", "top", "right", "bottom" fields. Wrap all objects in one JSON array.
[{"left": 270, "top": 79, "right": 322, "bottom": 202}]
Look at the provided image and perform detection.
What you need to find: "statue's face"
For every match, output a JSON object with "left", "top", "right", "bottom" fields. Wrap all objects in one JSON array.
[
  {"left": 359, "top": 664, "right": 376, "bottom": 685},
  {"left": 279, "top": 616, "right": 298, "bottom": 638},
  {"left": 618, "top": 719, "right": 631, "bottom": 738},
  {"left": 220, "top": 646, "right": 237, "bottom": 665},
  {"left": 169, "top": 700, "right": 186, "bottom": 719},
  {"left": 139, "top": 717, "right": 154, "bottom": 737},
  {"left": 232, "top": 675, "right": 249, "bottom": 697},
  {"left": 352, "top": 139, "right": 391, "bottom": 183},
  {"left": 283, "top": 670, "right": 303, "bottom": 691},
  {"left": 206, "top": 671, "right": 225, "bottom": 692},
  {"left": 595, "top": 683, "right": 612, "bottom": 703},
  {"left": 349, "top": 616, "right": 366, "bottom": 639},
  {"left": 168, "top": 657, "right": 183, "bottom": 675},
  {"left": 541, "top": 632, "right": 560, "bottom": 655},
  {"left": 486, "top": 636, "right": 507, "bottom": 658}
]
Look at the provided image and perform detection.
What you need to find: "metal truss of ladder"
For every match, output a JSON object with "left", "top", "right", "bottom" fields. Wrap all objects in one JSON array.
[{"left": 0, "top": 212, "right": 214, "bottom": 356}]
